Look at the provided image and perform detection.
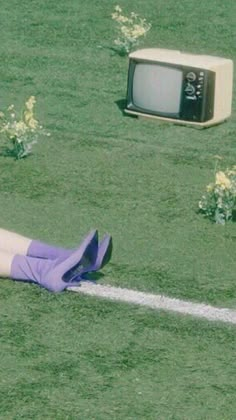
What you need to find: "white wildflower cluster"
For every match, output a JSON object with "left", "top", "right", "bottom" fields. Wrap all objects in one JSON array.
[
  {"left": 0, "top": 96, "right": 50, "bottom": 159},
  {"left": 199, "top": 167, "right": 236, "bottom": 224},
  {"left": 111, "top": 5, "right": 151, "bottom": 55}
]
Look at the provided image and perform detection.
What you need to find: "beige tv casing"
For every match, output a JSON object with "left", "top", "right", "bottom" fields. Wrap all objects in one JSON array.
[{"left": 125, "top": 48, "right": 234, "bottom": 128}]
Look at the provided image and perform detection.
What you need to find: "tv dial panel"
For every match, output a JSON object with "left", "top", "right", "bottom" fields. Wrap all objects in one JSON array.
[
  {"left": 181, "top": 68, "right": 214, "bottom": 121},
  {"left": 184, "top": 71, "right": 205, "bottom": 100}
]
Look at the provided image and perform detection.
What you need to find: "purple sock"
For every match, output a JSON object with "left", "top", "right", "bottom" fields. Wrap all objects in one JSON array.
[
  {"left": 27, "top": 230, "right": 99, "bottom": 269},
  {"left": 27, "top": 240, "right": 73, "bottom": 260}
]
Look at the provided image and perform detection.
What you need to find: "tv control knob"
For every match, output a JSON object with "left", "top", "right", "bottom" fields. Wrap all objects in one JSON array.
[
  {"left": 186, "top": 72, "right": 197, "bottom": 82},
  {"left": 185, "top": 84, "right": 196, "bottom": 95}
]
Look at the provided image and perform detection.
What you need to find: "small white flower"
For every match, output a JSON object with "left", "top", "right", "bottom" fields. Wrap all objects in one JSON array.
[
  {"left": 112, "top": 6, "right": 151, "bottom": 55},
  {"left": 115, "top": 5, "right": 122, "bottom": 13},
  {"left": 0, "top": 95, "right": 50, "bottom": 159},
  {"left": 116, "top": 15, "right": 129, "bottom": 23}
]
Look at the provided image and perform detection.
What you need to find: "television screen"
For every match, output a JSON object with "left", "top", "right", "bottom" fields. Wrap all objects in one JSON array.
[{"left": 132, "top": 63, "right": 183, "bottom": 115}]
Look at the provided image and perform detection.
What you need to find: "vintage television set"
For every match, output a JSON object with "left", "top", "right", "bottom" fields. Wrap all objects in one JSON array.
[{"left": 125, "top": 48, "right": 233, "bottom": 128}]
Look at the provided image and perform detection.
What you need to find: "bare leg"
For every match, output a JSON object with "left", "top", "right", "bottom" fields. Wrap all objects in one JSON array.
[
  {"left": 0, "top": 228, "right": 31, "bottom": 256},
  {"left": 0, "top": 228, "right": 112, "bottom": 275},
  {"left": 0, "top": 227, "right": 97, "bottom": 262},
  {"left": 0, "top": 250, "right": 14, "bottom": 277}
]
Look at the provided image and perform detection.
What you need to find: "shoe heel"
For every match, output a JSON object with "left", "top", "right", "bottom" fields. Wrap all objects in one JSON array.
[
  {"left": 61, "top": 229, "right": 98, "bottom": 283},
  {"left": 91, "top": 235, "right": 112, "bottom": 271}
]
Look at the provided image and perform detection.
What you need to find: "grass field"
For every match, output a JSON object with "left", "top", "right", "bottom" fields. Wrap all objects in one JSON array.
[{"left": 0, "top": 0, "right": 236, "bottom": 418}]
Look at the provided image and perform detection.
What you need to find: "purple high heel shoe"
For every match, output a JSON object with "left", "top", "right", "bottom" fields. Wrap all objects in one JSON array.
[
  {"left": 75, "top": 234, "right": 112, "bottom": 279},
  {"left": 92, "top": 234, "right": 112, "bottom": 271},
  {"left": 61, "top": 229, "right": 98, "bottom": 283},
  {"left": 11, "top": 229, "right": 99, "bottom": 292}
]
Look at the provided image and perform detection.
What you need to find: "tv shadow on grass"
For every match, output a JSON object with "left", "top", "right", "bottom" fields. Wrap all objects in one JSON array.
[
  {"left": 115, "top": 99, "right": 137, "bottom": 118},
  {"left": 105, "top": 46, "right": 129, "bottom": 58}
]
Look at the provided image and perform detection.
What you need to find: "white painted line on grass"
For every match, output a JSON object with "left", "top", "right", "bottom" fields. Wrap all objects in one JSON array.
[{"left": 68, "top": 282, "right": 236, "bottom": 325}]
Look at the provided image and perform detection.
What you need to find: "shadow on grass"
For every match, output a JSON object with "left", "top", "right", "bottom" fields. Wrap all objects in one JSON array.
[
  {"left": 115, "top": 99, "right": 138, "bottom": 119},
  {"left": 0, "top": 146, "right": 14, "bottom": 158},
  {"left": 81, "top": 271, "right": 105, "bottom": 282},
  {"left": 100, "top": 45, "right": 129, "bottom": 58},
  {"left": 197, "top": 208, "right": 236, "bottom": 224},
  {"left": 0, "top": 146, "right": 25, "bottom": 160}
]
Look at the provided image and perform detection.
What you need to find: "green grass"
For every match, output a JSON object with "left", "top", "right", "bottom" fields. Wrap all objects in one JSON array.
[
  {"left": 1, "top": 285, "right": 236, "bottom": 419},
  {"left": 0, "top": 0, "right": 236, "bottom": 418}
]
